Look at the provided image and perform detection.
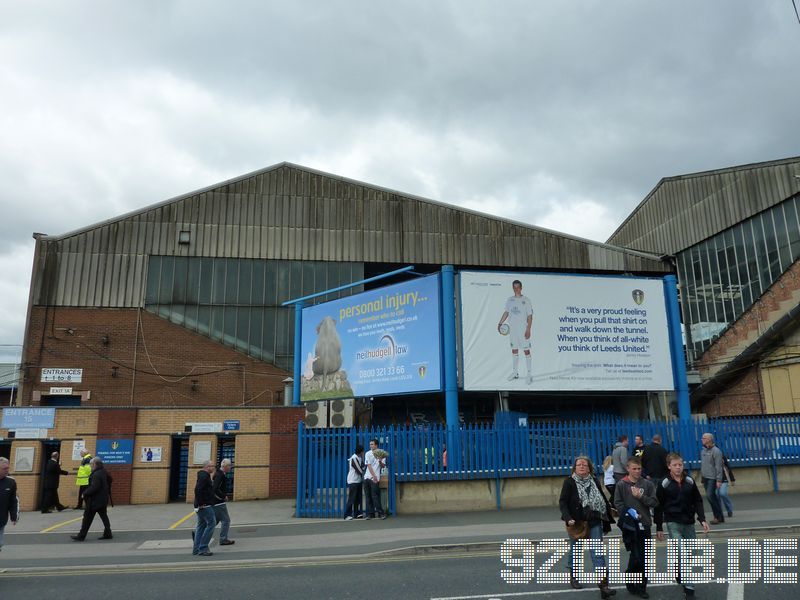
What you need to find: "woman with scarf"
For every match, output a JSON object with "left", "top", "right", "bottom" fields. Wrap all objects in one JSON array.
[{"left": 559, "top": 456, "right": 616, "bottom": 598}]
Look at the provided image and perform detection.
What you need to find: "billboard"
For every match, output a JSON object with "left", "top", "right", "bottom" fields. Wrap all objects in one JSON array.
[
  {"left": 300, "top": 274, "right": 442, "bottom": 401},
  {"left": 459, "top": 271, "right": 674, "bottom": 391}
]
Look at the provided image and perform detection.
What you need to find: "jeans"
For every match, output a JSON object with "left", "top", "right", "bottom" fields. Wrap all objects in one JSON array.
[
  {"left": 344, "top": 482, "right": 363, "bottom": 518},
  {"left": 0, "top": 525, "right": 4, "bottom": 549},
  {"left": 719, "top": 482, "right": 733, "bottom": 515},
  {"left": 568, "top": 522, "right": 606, "bottom": 574},
  {"left": 213, "top": 503, "right": 231, "bottom": 542},
  {"left": 625, "top": 526, "right": 651, "bottom": 593},
  {"left": 703, "top": 478, "right": 723, "bottom": 520},
  {"left": 665, "top": 521, "right": 697, "bottom": 592},
  {"left": 193, "top": 507, "right": 216, "bottom": 554},
  {"left": 364, "top": 479, "right": 384, "bottom": 517}
]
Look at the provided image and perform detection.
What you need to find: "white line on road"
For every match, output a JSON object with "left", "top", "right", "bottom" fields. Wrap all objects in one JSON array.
[
  {"left": 430, "top": 583, "right": 671, "bottom": 600},
  {"left": 727, "top": 582, "right": 744, "bottom": 600}
]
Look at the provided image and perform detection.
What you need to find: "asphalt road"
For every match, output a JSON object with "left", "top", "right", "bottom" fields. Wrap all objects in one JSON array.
[{"left": 1, "top": 539, "right": 797, "bottom": 600}]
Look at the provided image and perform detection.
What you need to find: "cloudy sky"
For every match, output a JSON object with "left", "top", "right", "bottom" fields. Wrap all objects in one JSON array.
[{"left": 1, "top": 1, "right": 799, "bottom": 364}]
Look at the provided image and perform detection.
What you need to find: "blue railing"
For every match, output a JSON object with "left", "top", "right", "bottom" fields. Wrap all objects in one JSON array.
[{"left": 296, "top": 415, "right": 800, "bottom": 518}]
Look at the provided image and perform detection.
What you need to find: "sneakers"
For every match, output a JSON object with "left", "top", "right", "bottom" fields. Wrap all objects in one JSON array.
[
  {"left": 507, "top": 372, "right": 519, "bottom": 381},
  {"left": 344, "top": 516, "right": 354, "bottom": 521},
  {"left": 219, "top": 539, "right": 235, "bottom": 545},
  {"left": 355, "top": 513, "right": 365, "bottom": 519},
  {"left": 727, "top": 511, "right": 733, "bottom": 517},
  {"left": 198, "top": 551, "right": 214, "bottom": 557},
  {"left": 379, "top": 514, "right": 387, "bottom": 520},
  {"left": 98, "top": 533, "right": 113, "bottom": 540}
]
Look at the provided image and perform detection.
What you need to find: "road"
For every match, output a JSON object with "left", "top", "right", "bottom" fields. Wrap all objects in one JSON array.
[{"left": 1, "top": 538, "right": 796, "bottom": 600}]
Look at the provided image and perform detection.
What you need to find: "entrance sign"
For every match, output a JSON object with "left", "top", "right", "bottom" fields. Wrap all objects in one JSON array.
[
  {"left": 459, "top": 271, "right": 674, "bottom": 391},
  {"left": 300, "top": 274, "right": 442, "bottom": 401},
  {"left": 2, "top": 407, "right": 56, "bottom": 429},
  {"left": 41, "top": 368, "right": 83, "bottom": 383}
]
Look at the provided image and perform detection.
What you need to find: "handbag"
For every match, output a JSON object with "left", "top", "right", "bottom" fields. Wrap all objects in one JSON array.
[{"left": 566, "top": 520, "right": 589, "bottom": 539}]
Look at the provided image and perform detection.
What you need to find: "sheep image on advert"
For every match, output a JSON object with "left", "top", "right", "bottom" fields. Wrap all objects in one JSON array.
[{"left": 301, "top": 316, "right": 354, "bottom": 400}]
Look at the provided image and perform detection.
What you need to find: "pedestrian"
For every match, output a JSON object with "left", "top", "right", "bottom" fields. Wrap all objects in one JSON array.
[
  {"left": 558, "top": 456, "right": 616, "bottom": 598},
  {"left": 363, "top": 438, "right": 387, "bottom": 520},
  {"left": 74, "top": 449, "right": 92, "bottom": 509},
  {"left": 612, "top": 435, "right": 629, "bottom": 482},
  {"left": 192, "top": 460, "right": 217, "bottom": 556},
  {"left": 211, "top": 458, "right": 235, "bottom": 546},
  {"left": 344, "top": 444, "right": 364, "bottom": 520},
  {"left": 71, "top": 458, "right": 113, "bottom": 541},
  {"left": 641, "top": 434, "right": 669, "bottom": 482},
  {"left": 602, "top": 456, "right": 615, "bottom": 499},
  {"left": 614, "top": 457, "right": 657, "bottom": 599},
  {"left": 632, "top": 434, "right": 646, "bottom": 459},
  {"left": 719, "top": 453, "right": 735, "bottom": 518},
  {"left": 41, "top": 451, "right": 68, "bottom": 513},
  {"left": 700, "top": 433, "right": 725, "bottom": 524},
  {"left": 0, "top": 457, "right": 20, "bottom": 552},
  {"left": 654, "top": 452, "right": 709, "bottom": 599}
]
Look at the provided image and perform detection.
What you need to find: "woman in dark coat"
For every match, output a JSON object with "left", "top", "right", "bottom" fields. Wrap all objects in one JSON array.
[{"left": 559, "top": 455, "right": 616, "bottom": 598}]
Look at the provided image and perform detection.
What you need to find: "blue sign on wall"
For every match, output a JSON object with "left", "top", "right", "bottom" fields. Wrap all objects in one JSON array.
[
  {"left": 223, "top": 420, "right": 240, "bottom": 431},
  {"left": 96, "top": 439, "right": 134, "bottom": 465},
  {"left": 1, "top": 407, "right": 56, "bottom": 430},
  {"left": 300, "top": 274, "right": 442, "bottom": 401}
]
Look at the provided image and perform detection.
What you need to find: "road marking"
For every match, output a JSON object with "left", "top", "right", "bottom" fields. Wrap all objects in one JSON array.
[
  {"left": 0, "top": 549, "right": 499, "bottom": 578},
  {"left": 727, "top": 582, "right": 744, "bottom": 600},
  {"left": 169, "top": 511, "right": 196, "bottom": 529},
  {"left": 430, "top": 583, "right": 672, "bottom": 599},
  {"left": 40, "top": 517, "right": 83, "bottom": 533}
]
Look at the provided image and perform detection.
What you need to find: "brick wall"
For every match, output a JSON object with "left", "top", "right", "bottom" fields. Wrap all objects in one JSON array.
[
  {"left": 268, "top": 407, "right": 304, "bottom": 498},
  {"left": 21, "top": 307, "right": 289, "bottom": 408},
  {"left": 97, "top": 408, "right": 137, "bottom": 505}
]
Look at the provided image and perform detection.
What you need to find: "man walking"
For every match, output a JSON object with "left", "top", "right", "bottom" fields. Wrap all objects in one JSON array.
[
  {"left": 74, "top": 448, "right": 92, "bottom": 510},
  {"left": 41, "top": 451, "right": 68, "bottom": 513},
  {"left": 363, "top": 439, "right": 386, "bottom": 520},
  {"left": 211, "top": 459, "right": 235, "bottom": 546},
  {"left": 641, "top": 434, "right": 669, "bottom": 482},
  {"left": 700, "top": 433, "right": 725, "bottom": 524},
  {"left": 497, "top": 279, "right": 534, "bottom": 384},
  {"left": 614, "top": 457, "right": 657, "bottom": 599},
  {"left": 71, "top": 458, "right": 113, "bottom": 541},
  {"left": 612, "top": 435, "right": 629, "bottom": 482},
  {"left": 0, "top": 457, "right": 19, "bottom": 552},
  {"left": 632, "top": 435, "right": 646, "bottom": 459},
  {"left": 192, "top": 460, "right": 217, "bottom": 556},
  {"left": 655, "top": 453, "right": 710, "bottom": 599}
]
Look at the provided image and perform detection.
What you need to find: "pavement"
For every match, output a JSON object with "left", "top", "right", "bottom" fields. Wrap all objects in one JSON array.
[{"left": 2, "top": 490, "right": 800, "bottom": 572}]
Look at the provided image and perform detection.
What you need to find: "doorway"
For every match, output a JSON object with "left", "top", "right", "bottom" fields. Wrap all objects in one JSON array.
[{"left": 168, "top": 436, "right": 190, "bottom": 501}]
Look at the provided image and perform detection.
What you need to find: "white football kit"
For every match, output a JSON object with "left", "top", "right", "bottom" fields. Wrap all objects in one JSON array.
[{"left": 504, "top": 295, "right": 533, "bottom": 350}]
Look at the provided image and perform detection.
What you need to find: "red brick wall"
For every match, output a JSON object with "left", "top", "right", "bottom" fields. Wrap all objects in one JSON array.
[
  {"left": 21, "top": 307, "right": 289, "bottom": 408},
  {"left": 97, "top": 408, "right": 137, "bottom": 505},
  {"left": 268, "top": 407, "right": 304, "bottom": 498}
]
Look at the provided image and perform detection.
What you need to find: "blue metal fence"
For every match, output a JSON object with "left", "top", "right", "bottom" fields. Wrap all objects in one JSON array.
[{"left": 296, "top": 415, "right": 800, "bottom": 518}]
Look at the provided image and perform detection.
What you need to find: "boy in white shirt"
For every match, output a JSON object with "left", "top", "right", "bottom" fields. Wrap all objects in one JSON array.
[
  {"left": 344, "top": 445, "right": 364, "bottom": 520},
  {"left": 363, "top": 439, "right": 387, "bottom": 520}
]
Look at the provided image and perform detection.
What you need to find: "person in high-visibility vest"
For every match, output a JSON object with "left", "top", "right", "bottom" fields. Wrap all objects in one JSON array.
[{"left": 75, "top": 449, "right": 92, "bottom": 510}]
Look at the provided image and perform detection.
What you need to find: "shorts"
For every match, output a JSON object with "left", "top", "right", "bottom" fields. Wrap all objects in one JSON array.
[{"left": 509, "top": 330, "right": 531, "bottom": 350}]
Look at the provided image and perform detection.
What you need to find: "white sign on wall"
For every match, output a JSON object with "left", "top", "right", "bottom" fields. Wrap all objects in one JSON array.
[
  {"left": 72, "top": 440, "right": 87, "bottom": 460},
  {"left": 459, "top": 271, "right": 675, "bottom": 392},
  {"left": 49, "top": 387, "right": 73, "bottom": 395},
  {"left": 41, "top": 368, "right": 83, "bottom": 383},
  {"left": 187, "top": 422, "right": 223, "bottom": 433}
]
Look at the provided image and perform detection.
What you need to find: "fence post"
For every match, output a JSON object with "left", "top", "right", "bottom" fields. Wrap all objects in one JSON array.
[
  {"left": 296, "top": 421, "right": 305, "bottom": 517},
  {"left": 292, "top": 301, "right": 304, "bottom": 406}
]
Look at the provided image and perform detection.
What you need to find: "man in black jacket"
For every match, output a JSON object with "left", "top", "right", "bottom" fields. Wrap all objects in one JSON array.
[
  {"left": 0, "top": 457, "right": 20, "bottom": 552},
  {"left": 71, "top": 458, "right": 113, "bottom": 541},
  {"left": 192, "top": 460, "right": 217, "bottom": 556},
  {"left": 41, "top": 451, "right": 68, "bottom": 513},
  {"left": 655, "top": 453, "right": 710, "bottom": 599},
  {"left": 641, "top": 434, "right": 669, "bottom": 482},
  {"left": 211, "top": 459, "right": 235, "bottom": 546}
]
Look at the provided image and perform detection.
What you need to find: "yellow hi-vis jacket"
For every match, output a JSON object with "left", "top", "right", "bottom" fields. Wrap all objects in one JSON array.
[{"left": 76, "top": 455, "right": 92, "bottom": 486}]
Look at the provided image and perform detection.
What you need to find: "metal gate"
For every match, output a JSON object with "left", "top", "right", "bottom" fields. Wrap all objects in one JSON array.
[
  {"left": 217, "top": 436, "right": 236, "bottom": 499},
  {"left": 169, "top": 437, "right": 190, "bottom": 501}
]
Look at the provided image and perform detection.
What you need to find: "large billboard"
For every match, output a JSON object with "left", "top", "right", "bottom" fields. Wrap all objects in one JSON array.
[
  {"left": 459, "top": 271, "right": 674, "bottom": 391},
  {"left": 300, "top": 274, "right": 442, "bottom": 401}
]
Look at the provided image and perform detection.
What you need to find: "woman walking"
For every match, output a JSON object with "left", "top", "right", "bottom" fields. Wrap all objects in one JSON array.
[{"left": 559, "top": 456, "right": 616, "bottom": 598}]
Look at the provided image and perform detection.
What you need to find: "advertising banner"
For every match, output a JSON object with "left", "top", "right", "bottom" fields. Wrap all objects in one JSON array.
[
  {"left": 460, "top": 271, "right": 674, "bottom": 391},
  {"left": 300, "top": 274, "right": 442, "bottom": 401}
]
